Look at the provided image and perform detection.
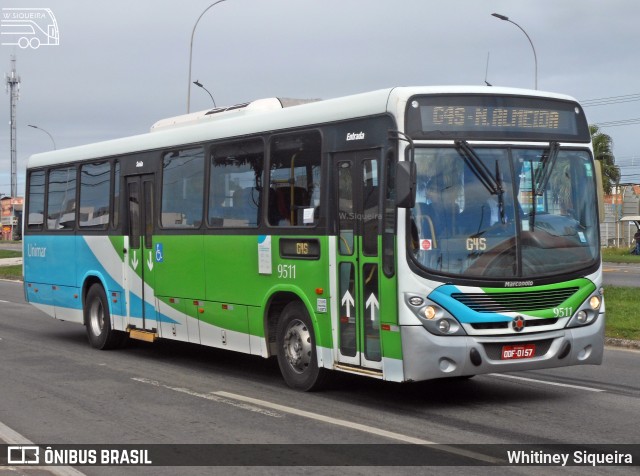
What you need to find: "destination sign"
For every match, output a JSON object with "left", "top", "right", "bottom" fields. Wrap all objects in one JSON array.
[
  {"left": 279, "top": 238, "right": 320, "bottom": 260},
  {"left": 406, "top": 95, "right": 590, "bottom": 142},
  {"left": 429, "top": 106, "right": 561, "bottom": 130}
]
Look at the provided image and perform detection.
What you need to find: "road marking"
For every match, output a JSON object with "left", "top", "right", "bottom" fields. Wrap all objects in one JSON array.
[
  {"left": 132, "top": 377, "right": 284, "bottom": 418},
  {"left": 134, "top": 377, "right": 500, "bottom": 463},
  {"left": 0, "top": 420, "right": 86, "bottom": 476},
  {"left": 488, "top": 373, "right": 605, "bottom": 392},
  {"left": 214, "top": 391, "right": 502, "bottom": 464}
]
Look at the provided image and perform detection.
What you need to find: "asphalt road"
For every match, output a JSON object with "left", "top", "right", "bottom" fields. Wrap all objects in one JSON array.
[
  {"left": 0, "top": 279, "right": 638, "bottom": 475},
  {"left": 602, "top": 262, "right": 640, "bottom": 287}
]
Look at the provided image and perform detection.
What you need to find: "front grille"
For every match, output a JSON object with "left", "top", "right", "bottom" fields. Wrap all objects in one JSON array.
[
  {"left": 483, "top": 339, "right": 553, "bottom": 360},
  {"left": 471, "top": 318, "right": 558, "bottom": 330},
  {"left": 451, "top": 287, "right": 578, "bottom": 313}
]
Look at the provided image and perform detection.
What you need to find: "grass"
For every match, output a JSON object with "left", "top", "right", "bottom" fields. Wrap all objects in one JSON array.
[
  {"left": 601, "top": 246, "right": 640, "bottom": 264},
  {"left": 1, "top": 248, "right": 637, "bottom": 341},
  {"left": 0, "top": 249, "right": 22, "bottom": 259},
  {"left": 0, "top": 264, "right": 22, "bottom": 281},
  {"left": 603, "top": 286, "right": 640, "bottom": 341},
  {"left": 0, "top": 249, "right": 22, "bottom": 280}
]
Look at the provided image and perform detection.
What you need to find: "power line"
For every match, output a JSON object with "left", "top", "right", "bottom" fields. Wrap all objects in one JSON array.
[
  {"left": 582, "top": 93, "right": 640, "bottom": 107},
  {"left": 596, "top": 118, "right": 640, "bottom": 128},
  {"left": 581, "top": 93, "right": 640, "bottom": 127}
]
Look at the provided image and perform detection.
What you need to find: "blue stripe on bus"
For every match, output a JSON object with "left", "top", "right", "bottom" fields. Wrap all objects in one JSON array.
[
  {"left": 25, "top": 235, "right": 178, "bottom": 325},
  {"left": 428, "top": 285, "right": 511, "bottom": 323}
]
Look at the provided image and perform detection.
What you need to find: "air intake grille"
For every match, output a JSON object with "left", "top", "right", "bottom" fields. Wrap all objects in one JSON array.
[
  {"left": 471, "top": 318, "right": 558, "bottom": 330},
  {"left": 451, "top": 287, "right": 579, "bottom": 313}
]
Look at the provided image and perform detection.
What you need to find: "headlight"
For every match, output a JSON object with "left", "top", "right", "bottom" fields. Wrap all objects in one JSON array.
[
  {"left": 576, "top": 310, "right": 588, "bottom": 324},
  {"left": 423, "top": 305, "right": 437, "bottom": 320},
  {"left": 566, "top": 291, "right": 602, "bottom": 328},
  {"left": 404, "top": 294, "right": 465, "bottom": 336}
]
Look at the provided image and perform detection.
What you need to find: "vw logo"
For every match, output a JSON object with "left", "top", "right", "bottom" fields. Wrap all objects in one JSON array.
[{"left": 512, "top": 315, "right": 526, "bottom": 332}]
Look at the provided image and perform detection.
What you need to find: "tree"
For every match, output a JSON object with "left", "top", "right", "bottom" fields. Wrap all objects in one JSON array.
[{"left": 590, "top": 124, "right": 619, "bottom": 194}]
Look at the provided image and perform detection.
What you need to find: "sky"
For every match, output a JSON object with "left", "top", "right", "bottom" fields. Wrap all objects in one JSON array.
[{"left": 1, "top": 0, "right": 639, "bottom": 196}]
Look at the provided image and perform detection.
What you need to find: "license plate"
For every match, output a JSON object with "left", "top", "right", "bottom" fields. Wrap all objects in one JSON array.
[{"left": 501, "top": 344, "right": 536, "bottom": 360}]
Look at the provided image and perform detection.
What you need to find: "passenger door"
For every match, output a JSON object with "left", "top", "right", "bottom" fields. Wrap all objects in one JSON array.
[
  {"left": 334, "top": 150, "right": 382, "bottom": 370},
  {"left": 125, "top": 174, "right": 157, "bottom": 333}
]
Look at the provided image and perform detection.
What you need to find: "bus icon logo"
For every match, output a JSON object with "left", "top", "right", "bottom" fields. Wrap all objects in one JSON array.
[
  {"left": 1, "top": 8, "right": 60, "bottom": 49},
  {"left": 7, "top": 446, "right": 40, "bottom": 464}
]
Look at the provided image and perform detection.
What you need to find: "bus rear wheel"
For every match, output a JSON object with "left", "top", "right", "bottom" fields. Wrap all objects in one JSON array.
[
  {"left": 276, "top": 302, "right": 328, "bottom": 391},
  {"left": 85, "top": 284, "right": 124, "bottom": 350}
]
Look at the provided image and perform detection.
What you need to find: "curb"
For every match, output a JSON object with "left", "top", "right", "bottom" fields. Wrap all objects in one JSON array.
[{"left": 605, "top": 337, "right": 640, "bottom": 350}]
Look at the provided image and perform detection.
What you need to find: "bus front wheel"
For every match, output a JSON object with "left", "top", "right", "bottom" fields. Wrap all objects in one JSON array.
[
  {"left": 84, "top": 284, "right": 124, "bottom": 350},
  {"left": 276, "top": 302, "right": 328, "bottom": 391}
]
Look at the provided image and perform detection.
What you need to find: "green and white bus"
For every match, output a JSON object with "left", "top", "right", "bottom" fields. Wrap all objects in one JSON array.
[{"left": 23, "top": 86, "right": 605, "bottom": 390}]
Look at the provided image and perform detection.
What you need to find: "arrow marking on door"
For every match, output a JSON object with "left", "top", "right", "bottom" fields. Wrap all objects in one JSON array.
[
  {"left": 147, "top": 251, "right": 154, "bottom": 271},
  {"left": 131, "top": 250, "right": 138, "bottom": 270},
  {"left": 366, "top": 293, "right": 379, "bottom": 322},
  {"left": 341, "top": 290, "right": 354, "bottom": 318}
]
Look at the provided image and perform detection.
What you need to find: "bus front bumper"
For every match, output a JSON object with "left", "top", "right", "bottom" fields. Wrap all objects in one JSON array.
[{"left": 400, "top": 313, "right": 605, "bottom": 382}]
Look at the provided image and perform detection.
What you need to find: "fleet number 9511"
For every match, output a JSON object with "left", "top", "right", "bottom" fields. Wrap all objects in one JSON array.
[
  {"left": 553, "top": 307, "right": 573, "bottom": 317},
  {"left": 277, "top": 264, "right": 297, "bottom": 279}
]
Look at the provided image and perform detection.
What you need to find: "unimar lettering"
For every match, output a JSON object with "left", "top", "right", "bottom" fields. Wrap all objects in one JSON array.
[
  {"left": 346, "top": 132, "right": 365, "bottom": 141},
  {"left": 28, "top": 243, "right": 46, "bottom": 258}
]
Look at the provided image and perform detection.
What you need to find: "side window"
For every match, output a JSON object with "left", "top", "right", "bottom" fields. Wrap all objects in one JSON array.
[
  {"left": 47, "top": 166, "right": 77, "bottom": 230},
  {"left": 112, "top": 160, "right": 121, "bottom": 228},
  {"left": 27, "top": 170, "right": 45, "bottom": 229},
  {"left": 79, "top": 161, "right": 111, "bottom": 228},
  {"left": 268, "top": 131, "right": 321, "bottom": 227},
  {"left": 208, "top": 139, "right": 263, "bottom": 228},
  {"left": 161, "top": 148, "right": 204, "bottom": 228},
  {"left": 362, "top": 158, "right": 379, "bottom": 255},
  {"left": 382, "top": 149, "right": 396, "bottom": 277}
]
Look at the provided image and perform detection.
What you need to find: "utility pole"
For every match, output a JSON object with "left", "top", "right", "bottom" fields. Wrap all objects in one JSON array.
[{"left": 6, "top": 54, "right": 20, "bottom": 198}]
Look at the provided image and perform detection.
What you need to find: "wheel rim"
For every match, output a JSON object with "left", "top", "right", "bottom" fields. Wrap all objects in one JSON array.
[
  {"left": 282, "top": 319, "right": 312, "bottom": 374},
  {"left": 89, "top": 298, "right": 104, "bottom": 337}
]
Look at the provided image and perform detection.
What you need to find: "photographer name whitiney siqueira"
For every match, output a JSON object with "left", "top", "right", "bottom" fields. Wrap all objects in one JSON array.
[{"left": 507, "top": 450, "right": 633, "bottom": 466}]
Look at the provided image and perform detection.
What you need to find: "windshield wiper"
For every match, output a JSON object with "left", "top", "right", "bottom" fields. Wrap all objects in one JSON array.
[
  {"left": 530, "top": 141, "right": 560, "bottom": 230},
  {"left": 455, "top": 140, "right": 501, "bottom": 195},
  {"left": 455, "top": 140, "right": 506, "bottom": 224},
  {"left": 495, "top": 160, "right": 506, "bottom": 224},
  {"left": 534, "top": 141, "right": 560, "bottom": 196}
]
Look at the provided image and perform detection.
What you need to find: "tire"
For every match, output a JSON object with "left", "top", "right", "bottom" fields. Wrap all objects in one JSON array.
[
  {"left": 276, "top": 302, "right": 328, "bottom": 391},
  {"left": 84, "top": 284, "right": 124, "bottom": 350}
]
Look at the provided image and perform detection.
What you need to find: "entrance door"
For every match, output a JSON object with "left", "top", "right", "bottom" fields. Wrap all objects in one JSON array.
[
  {"left": 334, "top": 151, "right": 382, "bottom": 369},
  {"left": 125, "top": 174, "right": 156, "bottom": 332}
]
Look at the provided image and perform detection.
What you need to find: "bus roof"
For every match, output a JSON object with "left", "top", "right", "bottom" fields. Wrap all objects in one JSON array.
[{"left": 27, "top": 86, "right": 580, "bottom": 169}]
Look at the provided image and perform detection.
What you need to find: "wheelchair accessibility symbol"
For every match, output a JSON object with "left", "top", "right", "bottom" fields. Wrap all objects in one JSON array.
[{"left": 155, "top": 243, "right": 164, "bottom": 262}]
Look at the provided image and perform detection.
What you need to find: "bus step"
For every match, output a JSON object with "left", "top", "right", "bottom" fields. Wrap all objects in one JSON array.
[
  {"left": 334, "top": 363, "right": 383, "bottom": 378},
  {"left": 128, "top": 328, "right": 158, "bottom": 343}
]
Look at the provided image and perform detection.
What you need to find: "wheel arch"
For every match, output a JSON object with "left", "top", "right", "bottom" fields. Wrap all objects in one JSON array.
[
  {"left": 264, "top": 289, "right": 319, "bottom": 357},
  {"left": 81, "top": 273, "right": 110, "bottom": 326}
]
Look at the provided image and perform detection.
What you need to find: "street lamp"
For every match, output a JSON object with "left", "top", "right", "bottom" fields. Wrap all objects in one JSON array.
[
  {"left": 28, "top": 124, "right": 57, "bottom": 150},
  {"left": 193, "top": 80, "right": 217, "bottom": 108},
  {"left": 187, "top": 0, "right": 227, "bottom": 113},
  {"left": 491, "top": 13, "right": 538, "bottom": 90}
]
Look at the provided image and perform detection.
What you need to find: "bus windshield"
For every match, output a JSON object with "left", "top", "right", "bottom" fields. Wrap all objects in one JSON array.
[{"left": 409, "top": 146, "right": 599, "bottom": 279}]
